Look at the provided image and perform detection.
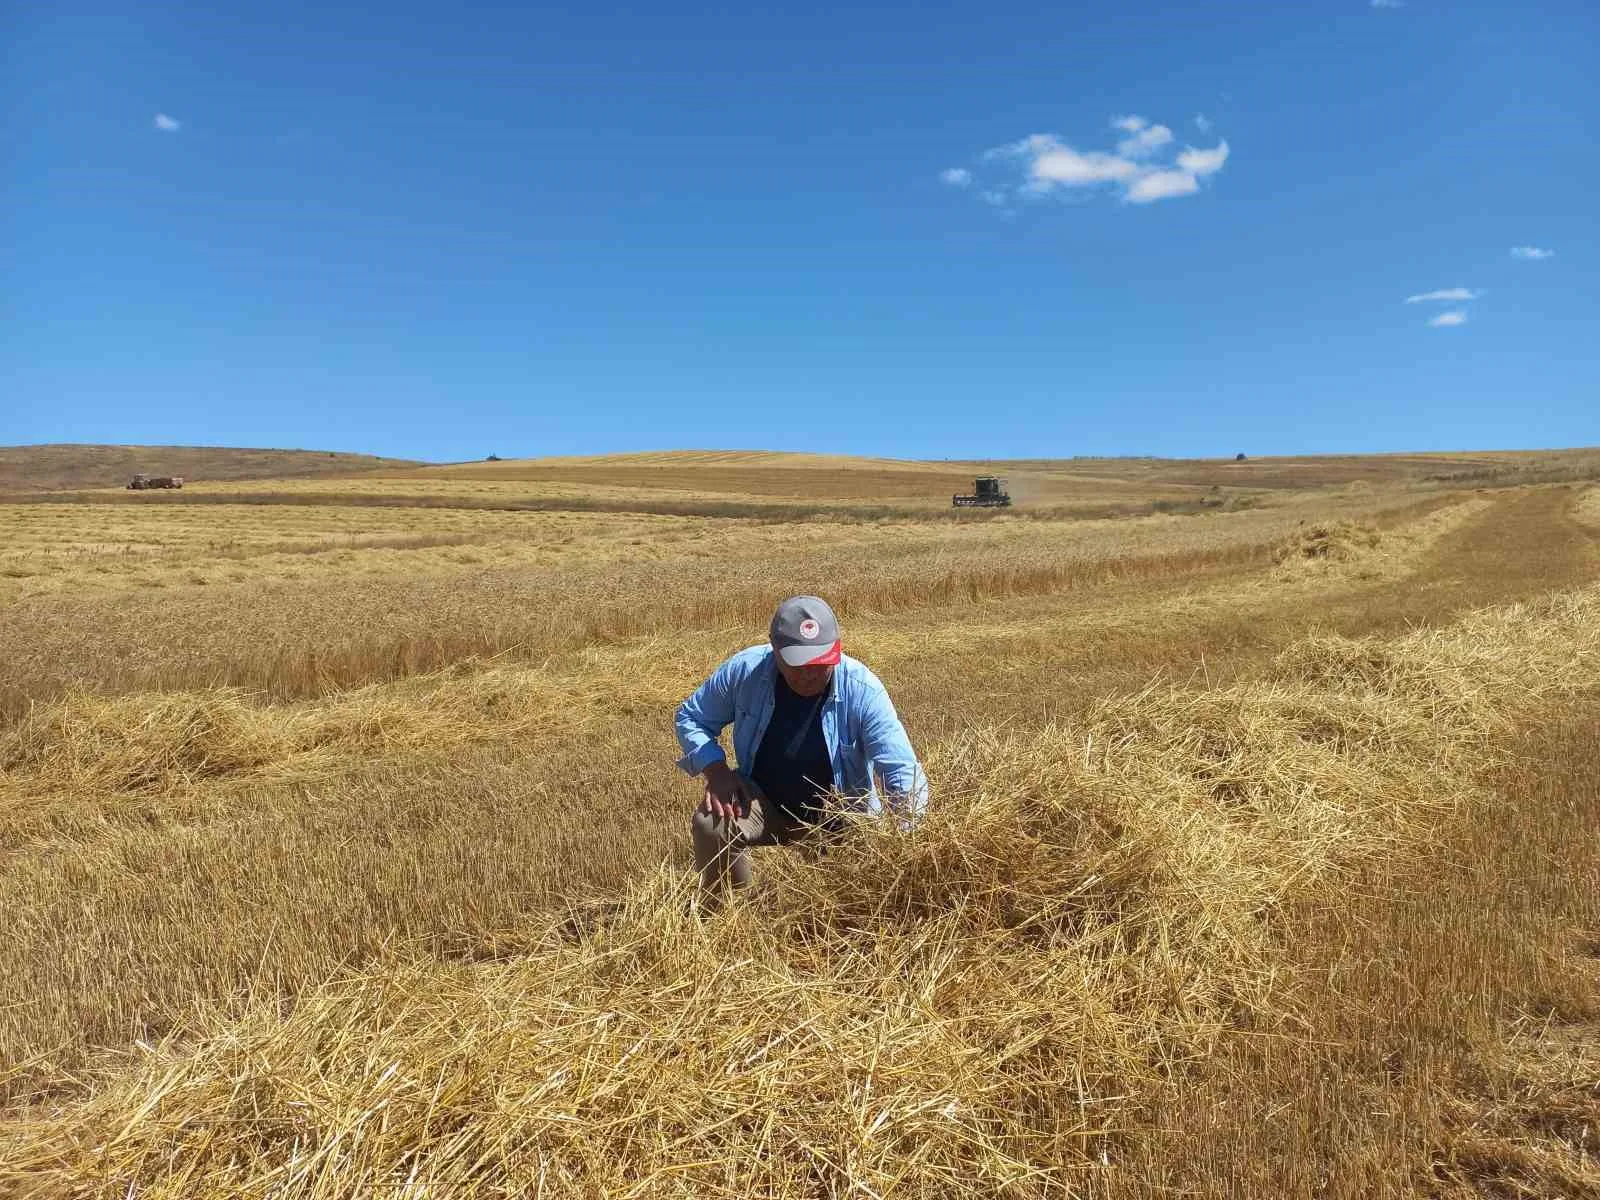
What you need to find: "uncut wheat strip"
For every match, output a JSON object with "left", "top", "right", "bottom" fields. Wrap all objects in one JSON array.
[{"left": 0, "top": 485, "right": 1443, "bottom": 708}]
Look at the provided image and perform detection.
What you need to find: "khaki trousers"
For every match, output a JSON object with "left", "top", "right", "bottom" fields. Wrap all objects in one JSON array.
[{"left": 691, "top": 786, "right": 817, "bottom": 894}]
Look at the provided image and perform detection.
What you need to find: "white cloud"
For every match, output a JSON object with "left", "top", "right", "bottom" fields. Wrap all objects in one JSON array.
[
  {"left": 1117, "top": 123, "right": 1174, "bottom": 159},
  {"left": 1126, "top": 169, "right": 1200, "bottom": 204},
  {"left": 1195, "top": 113, "right": 1212, "bottom": 133},
  {"left": 983, "top": 133, "right": 1059, "bottom": 161},
  {"left": 153, "top": 113, "right": 181, "bottom": 132},
  {"left": 1176, "top": 140, "right": 1230, "bottom": 177},
  {"left": 952, "top": 115, "right": 1229, "bottom": 210},
  {"left": 1405, "top": 288, "right": 1482, "bottom": 303},
  {"left": 1371, "top": 0, "right": 1404, "bottom": 8},
  {"left": 1429, "top": 310, "right": 1468, "bottom": 327},
  {"left": 1032, "top": 143, "right": 1141, "bottom": 187},
  {"left": 1510, "top": 245, "right": 1554, "bottom": 260}
]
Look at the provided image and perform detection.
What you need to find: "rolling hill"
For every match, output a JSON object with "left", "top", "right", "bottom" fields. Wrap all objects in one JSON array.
[{"left": 0, "top": 444, "right": 425, "bottom": 493}]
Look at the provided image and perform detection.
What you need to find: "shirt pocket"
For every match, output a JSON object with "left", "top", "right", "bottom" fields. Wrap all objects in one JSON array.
[{"left": 837, "top": 738, "right": 866, "bottom": 787}]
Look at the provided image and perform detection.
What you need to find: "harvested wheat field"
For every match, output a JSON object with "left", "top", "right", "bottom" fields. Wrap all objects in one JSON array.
[{"left": 1, "top": 451, "right": 1598, "bottom": 1198}]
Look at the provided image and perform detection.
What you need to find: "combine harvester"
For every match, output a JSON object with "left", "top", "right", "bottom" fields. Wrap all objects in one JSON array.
[
  {"left": 126, "top": 473, "right": 184, "bottom": 490},
  {"left": 952, "top": 475, "right": 1012, "bottom": 508}
]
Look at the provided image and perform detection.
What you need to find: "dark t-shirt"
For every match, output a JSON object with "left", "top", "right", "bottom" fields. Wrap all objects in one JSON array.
[{"left": 751, "top": 673, "right": 835, "bottom": 825}]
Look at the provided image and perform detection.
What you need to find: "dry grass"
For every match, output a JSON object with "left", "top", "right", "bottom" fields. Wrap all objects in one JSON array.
[
  {"left": 32, "top": 446, "right": 1596, "bottom": 536},
  {"left": 0, "top": 503, "right": 706, "bottom": 598},
  {"left": 0, "top": 664, "right": 656, "bottom": 802},
  {"left": 23, "top": 481, "right": 1249, "bottom": 523},
  {"left": 0, "top": 491, "right": 1576, "bottom": 1098},
  {"left": 451, "top": 450, "right": 953, "bottom": 470},
  {"left": 1574, "top": 485, "right": 1600, "bottom": 528},
  {"left": 0, "top": 500, "right": 1484, "bottom": 815},
  {"left": 1266, "top": 500, "right": 1489, "bottom": 578},
  {"left": 0, "top": 489, "right": 1455, "bottom": 715},
  {"left": 3, "top": 585, "right": 1598, "bottom": 1196},
  {"left": 13, "top": 446, "right": 1599, "bottom": 509},
  {"left": 0, "top": 445, "right": 420, "bottom": 493},
  {"left": 399, "top": 446, "right": 1600, "bottom": 493},
  {"left": 0, "top": 453, "right": 1597, "bottom": 1197},
  {"left": 994, "top": 447, "right": 1600, "bottom": 490},
  {"left": 1108, "top": 694, "right": 1600, "bottom": 1198}
]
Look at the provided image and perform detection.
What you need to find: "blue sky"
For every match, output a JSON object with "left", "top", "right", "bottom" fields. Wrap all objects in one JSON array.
[{"left": 4, "top": 1, "right": 1595, "bottom": 461}]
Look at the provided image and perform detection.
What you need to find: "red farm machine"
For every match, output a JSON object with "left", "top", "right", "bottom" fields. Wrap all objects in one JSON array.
[{"left": 127, "top": 473, "right": 184, "bottom": 490}]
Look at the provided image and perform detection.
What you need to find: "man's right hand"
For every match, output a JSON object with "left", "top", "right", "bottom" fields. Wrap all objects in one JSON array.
[{"left": 700, "top": 761, "right": 752, "bottom": 823}]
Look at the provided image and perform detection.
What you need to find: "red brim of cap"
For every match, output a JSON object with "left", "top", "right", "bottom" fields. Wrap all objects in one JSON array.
[{"left": 780, "top": 639, "right": 841, "bottom": 667}]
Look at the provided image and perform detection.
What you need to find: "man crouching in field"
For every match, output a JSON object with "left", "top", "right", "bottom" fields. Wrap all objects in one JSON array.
[{"left": 677, "top": 595, "right": 928, "bottom": 900}]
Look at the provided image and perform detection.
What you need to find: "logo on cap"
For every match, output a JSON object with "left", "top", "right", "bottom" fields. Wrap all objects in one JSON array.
[{"left": 799, "top": 618, "right": 820, "bottom": 639}]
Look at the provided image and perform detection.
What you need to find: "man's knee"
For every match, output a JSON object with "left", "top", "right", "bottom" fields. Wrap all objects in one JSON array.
[
  {"left": 691, "top": 808, "right": 740, "bottom": 869},
  {"left": 690, "top": 806, "right": 723, "bottom": 843}
]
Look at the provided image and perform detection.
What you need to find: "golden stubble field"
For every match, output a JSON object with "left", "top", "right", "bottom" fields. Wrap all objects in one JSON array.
[{"left": 1, "top": 449, "right": 1598, "bottom": 1198}]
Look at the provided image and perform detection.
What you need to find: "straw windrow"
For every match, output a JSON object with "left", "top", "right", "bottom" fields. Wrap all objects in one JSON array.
[
  {"left": 1574, "top": 483, "right": 1600, "bottom": 528},
  {"left": 5, "top": 584, "right": 1598, "bottom": 1197},
  {"left": 0, "top": 500, "right": 1490, "bottom": 806}
]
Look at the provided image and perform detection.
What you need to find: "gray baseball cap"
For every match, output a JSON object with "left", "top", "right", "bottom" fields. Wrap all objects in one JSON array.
[{"left": 770, "top": 594, "right": 842, "bottom": 666}]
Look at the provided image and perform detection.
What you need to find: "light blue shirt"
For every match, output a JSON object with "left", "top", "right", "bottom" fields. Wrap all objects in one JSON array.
[{"left": 675, "top": 645, "right": 929, "bottom": 819}]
